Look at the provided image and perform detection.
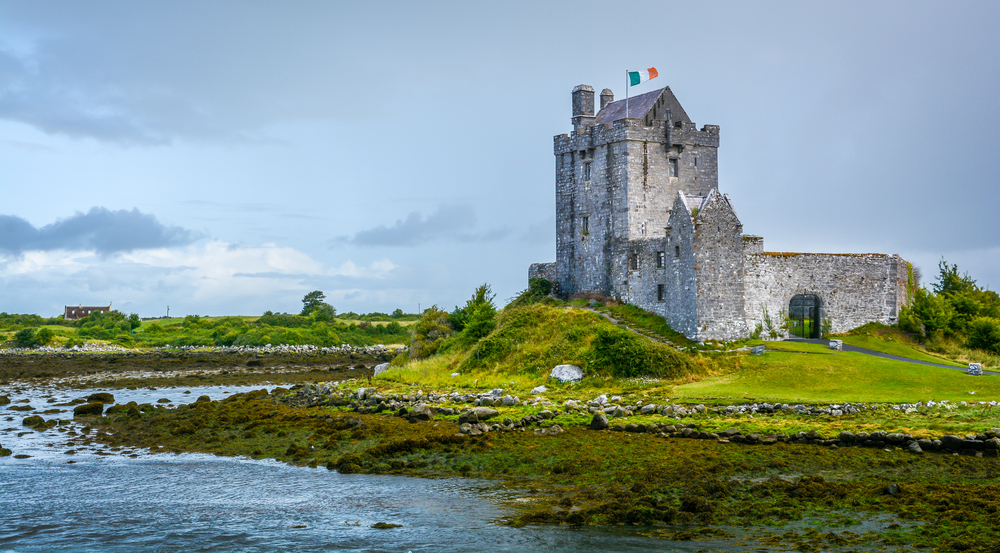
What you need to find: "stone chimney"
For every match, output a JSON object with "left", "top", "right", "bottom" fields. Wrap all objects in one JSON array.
[
  {"left": 600, "top": 88, "right": 614, "bottom": 110},
  {"left": 571, "top": 84, "right": 595, "bottom": 131}
]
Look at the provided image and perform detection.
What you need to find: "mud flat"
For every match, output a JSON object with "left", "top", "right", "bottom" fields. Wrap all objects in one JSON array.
[{"left": 0, "top": 348, "right": 395, "bottom": 389}]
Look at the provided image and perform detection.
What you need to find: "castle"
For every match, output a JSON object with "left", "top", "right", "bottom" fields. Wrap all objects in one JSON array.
[{"left": 529, "top": 84, "right": 912, "bottom": 342}]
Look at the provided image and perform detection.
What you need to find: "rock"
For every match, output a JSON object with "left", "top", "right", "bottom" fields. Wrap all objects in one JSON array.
[
  {"left": 373, "top": 363, "right": 391, "bottom": 377},
  {"left": 838, "top": 431, "right": 856, "bottom": 443},
  {"left": 86, "top": 392, "right": 114, "bottom": 404},
  {"left": 718, "top": 428, "right": 740, "bottom": 438},
  {"left": 640, "top": 404, "right": 658, "bottom": 415},
  {"left": 0, "top": 395, "right": 10, "bottom": 405},
  {"left": 22, "top": 415, "right": 53, "bottom": 429},
  {"left": 479, "top": 397, "right": 495, "bottom": 407},
  {"left": 530, "top": 386, "right": 547, "bottom": 394},
  {"left": 590, "top": 412, "right": 609, "bottom": 430},
  {"left": 407, "top": 404, "right": 435, "bottom": 422},
  {"left": 907, "top": 441, "right": 923, "bottom": 454},
  {"left": 593, "top": 394, "right": 608, "bottom": 405},
  {"left": 885, "top": 483, "right": 901, "bottom": 495},
  {"left": 356, "top": 388, "right": 367, "bottom": 401},
  {"left": 73, "top": 402, "right": 104, "bottom": 417},
  {"left": 0, "top": 446, "right": 11, "bottom": 457},
  {"left": 538, "top": 410, "right": 555, "bottom": 420},
  {"left": 549, "top": 364, "right": 584, "bottom": 383},
  {"left": 195, "top": 395, "right": 211, "bottom": 403},
  {"left": 451, "top": 372, "right": 460, "bottom": 378},
  {"left": 501, "top": 395, "right": 519, "bottom": 406},
  {"left": 459, "top": 407, "right": 499, "bottom": 425},
  {"left": 940, "top": 435, "right": 965, "bottom": 451}
]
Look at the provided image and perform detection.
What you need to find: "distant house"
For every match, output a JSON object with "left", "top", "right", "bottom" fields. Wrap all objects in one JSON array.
[{"left": 64, "top": 304, "right": 111, "bottom": 320}]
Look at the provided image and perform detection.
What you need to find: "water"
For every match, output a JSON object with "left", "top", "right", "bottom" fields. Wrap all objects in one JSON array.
[{"left": 0, "top": 385, "right": 780, "bottom": 552}]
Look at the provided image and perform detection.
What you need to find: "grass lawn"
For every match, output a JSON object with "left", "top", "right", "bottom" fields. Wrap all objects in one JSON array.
[
  {"left": 840, "top": 334, "right": 965, "bottom": 366},
  {"left": 672, "top": 343, "right": 999, "bottom": 404}
]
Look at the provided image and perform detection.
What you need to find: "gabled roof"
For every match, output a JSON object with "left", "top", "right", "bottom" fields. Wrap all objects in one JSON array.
[{"left": 595, "top": 86, "right": 692, "bottom": 125}]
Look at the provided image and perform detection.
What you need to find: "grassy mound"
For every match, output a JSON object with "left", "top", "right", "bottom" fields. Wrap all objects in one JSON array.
[{"left": 379, "top": 303, "right": 700, "bottom": 389}]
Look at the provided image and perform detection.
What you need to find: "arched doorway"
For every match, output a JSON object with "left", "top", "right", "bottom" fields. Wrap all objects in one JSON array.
[{"left": 788, "top": 294, "right": 821, "bottom": 338}]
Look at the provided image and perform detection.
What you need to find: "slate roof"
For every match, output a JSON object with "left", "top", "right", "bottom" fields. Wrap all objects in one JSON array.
[{"left": 594, "top": 86, "right": 692, "bottom": 125}]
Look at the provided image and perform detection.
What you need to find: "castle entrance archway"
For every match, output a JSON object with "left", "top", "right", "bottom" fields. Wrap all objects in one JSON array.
[{"left": 788, "top": 294, "right": 821, "bottom": 339}]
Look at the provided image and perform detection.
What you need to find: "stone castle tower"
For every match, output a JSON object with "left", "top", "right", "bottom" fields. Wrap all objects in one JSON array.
[{"left": 531, "top": 84, "right": 911, "bottom": 342}]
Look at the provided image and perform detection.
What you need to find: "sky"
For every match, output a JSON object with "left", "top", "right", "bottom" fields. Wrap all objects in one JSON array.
[{"left": 1, "top": 1, "right": 998, "bottom": 318}]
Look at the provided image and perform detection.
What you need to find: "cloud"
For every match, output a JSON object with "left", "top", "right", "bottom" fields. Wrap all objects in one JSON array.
[
  {"left": 0, "top": 207, "right": 198, "bottom": 254},
  {"left": 0, "top": 240, "right": 400, "bottom": 316},
  {"left": 340, "top": 204, "right": 477, "bottom": 247},
  {"left": 335, "top": 204, "right": 511, "bottom": 247}
]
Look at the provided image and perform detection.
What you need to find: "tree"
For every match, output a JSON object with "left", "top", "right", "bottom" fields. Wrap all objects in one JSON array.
[
  {"left": 128, "top": 313, "right": 141, "bottom": 330},
  {"left": 301, "top": 291, "right": 326, "bottom": 316},
  {"left": 310, "top": 303, "right": 336, "bottom": 322},
  {"left": 449, "top": 284, "right": 497, "bottom": 341},
  {"left": 391, "top": 308, "right": 404, "bottom": 318}
]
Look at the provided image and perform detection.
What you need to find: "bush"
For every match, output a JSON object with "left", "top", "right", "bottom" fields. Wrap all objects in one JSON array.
[
  {"left": 409, "top": 307, "right": 453, "bottom": 359},
  {"left": 588, "top": 326, "right": 697, "bottom": 379},
  {"left": 966, "top": 317, "right": 1000, "bottom": 354},
  {"left": 13, "top": 328, "right": 37, "bottom": 347}
]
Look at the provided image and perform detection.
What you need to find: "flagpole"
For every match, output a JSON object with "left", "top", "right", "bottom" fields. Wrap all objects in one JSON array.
[{"left": 625, "top": 70, "right": 629, "bottom": 119}]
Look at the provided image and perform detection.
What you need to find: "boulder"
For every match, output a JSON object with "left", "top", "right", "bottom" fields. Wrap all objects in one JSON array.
[
  {"left": 530, "top": 386, "right": 547, "bottom": 394},
  {"left": 459, "top": 407, "right": 499, "bottom": 425},
  {"left": 838, "top": 431, "right": 856, "bottom": 444},
  {"left": 356, "top": 387, "right": 367, "bottom": 401},
  {"left": 549, "top": 364, "right": 584, "bottom": 383},
  {"left": 640, "top": 404, "right": 658, "bottom": 415},
  {"left": 940, "top": 435, "right": 965, "bottom": 451},
  {"left": 907, "top": 441, "right": 923, "bottom": 454},
  {"left": 590, "top": 412, "right": 609, "bottom": 430},
  {"left": 407, "top": 404, "right": 435, "bottom": 422},
  {"left": 73, "top": 402, "right": 104, "bottom": 417},
  {"left": 195, "top": 395, "right": 211, "bottom": 403},
  {"left": 86, "top": 392, "right": 115, "bottom": 404},
  {"left": 501, "top": 395, "right": 519, "bottom": 407},
  {"left": 373, "top": 363, "right": 391, "bottom": 377}
]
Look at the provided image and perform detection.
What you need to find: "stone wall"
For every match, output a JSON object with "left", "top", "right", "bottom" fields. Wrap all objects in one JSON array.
[
  {"left": 743, "top": 252, "right": 909, "bottom": 335},
  {"left": 692, "top": 192, "right": 748, "bottom": 341},
  {"left": 662, "top": 193, "right": 699, "bottom": 337}
]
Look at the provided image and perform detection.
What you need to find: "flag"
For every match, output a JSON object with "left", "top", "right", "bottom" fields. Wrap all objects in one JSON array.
[{"left": 628, "top": 67, "right": 658, "bottom": 86}]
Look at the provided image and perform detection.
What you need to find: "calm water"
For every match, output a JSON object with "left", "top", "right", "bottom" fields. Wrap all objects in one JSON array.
[{"left": 0, "top": 385, "right": 802, "bottom": 552}]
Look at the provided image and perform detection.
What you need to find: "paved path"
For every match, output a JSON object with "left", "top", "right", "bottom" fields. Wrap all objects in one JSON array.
[{"left": 784, "top": 337, "right": 998, "bottom": 375}]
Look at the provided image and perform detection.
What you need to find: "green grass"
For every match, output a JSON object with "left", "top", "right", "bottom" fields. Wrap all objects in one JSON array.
[
  {"left": 840, "top": 335, "right": 965, "bottom": 366},
  {"left": 673, "top": 343, "right": 999, "bottom": 404}
]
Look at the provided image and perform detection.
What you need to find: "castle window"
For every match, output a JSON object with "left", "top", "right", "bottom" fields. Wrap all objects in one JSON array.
[
  {"left": 668, "top": 158, "right": 678, "bottom": 177},
  {"left": 657, "top": 284, "right": 665, "bottom": 301},
  {"left": 584, "top": 162, "right": 592, "bottom": 181},
  {"left": 582, "top": 216, "right": 589, "bottom": 234},
  {"left": 674, "top": 245, "right": 681, "bottom": 257},
  {"left": 656, "top": 251, "right": 665, "bottom": 268},
  {"left": 694, "top": 156, "right": 698, "bottom": 167},
  {"left": 629, "top": 254, "right": 639, "bottom": 270}
]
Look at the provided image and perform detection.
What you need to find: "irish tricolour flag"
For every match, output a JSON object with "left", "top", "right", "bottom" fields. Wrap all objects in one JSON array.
[{"left": 628, "top": 67, "right": 658, "bottom": 86}]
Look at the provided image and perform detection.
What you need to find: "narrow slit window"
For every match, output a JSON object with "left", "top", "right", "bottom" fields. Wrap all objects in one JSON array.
[
  {"left": 668, "top": 158, "right": 678, "bottom": 177},
  {"left": 656, "top": 251, "right": 665, "bottom": 268},
  {"left": 657, "top": 284, "right": 665, "bottom": 301},
  {"left": 582, "top": 216, "right": 589, "bottom": 234},
  {"left": 584, "top": 162, "right": 592, "bottom": 181},
  {"left": 629, "top": 254, "right": 639, "bottom": 270},
  {"left": 674, "top": 245, "right": 681, "bottom": 257}
]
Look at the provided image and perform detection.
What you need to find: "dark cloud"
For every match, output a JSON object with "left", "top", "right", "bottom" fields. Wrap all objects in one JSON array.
[
  {"left": 0, "top": 207, "right": 198, "bottom": 254},
  {"left": 340, "top": 204, "right": 479, "bottom": 247}
]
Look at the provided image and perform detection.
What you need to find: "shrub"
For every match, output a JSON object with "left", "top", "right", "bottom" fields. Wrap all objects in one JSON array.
[
  {"left": 966, "top": 317, "right": 1000, "bottom": 354},
  {"left": 588, "top": 326, "right": 697, "bottom": 379},
  {"left": 409, "top": 307, "right": 454, "bottom": 359},
  {"left": 13, "top": 328, "right": 37, "bottom": 347}
]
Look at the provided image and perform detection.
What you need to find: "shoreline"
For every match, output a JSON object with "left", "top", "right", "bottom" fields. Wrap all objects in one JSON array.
[{"left": 5, "top": 354, "right": 1000, "bottom": 551}]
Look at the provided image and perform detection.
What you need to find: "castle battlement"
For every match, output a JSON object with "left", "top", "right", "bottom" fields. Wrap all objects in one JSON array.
[{"left": 533, "top": 83, "right": 910, "bottom": 342}]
